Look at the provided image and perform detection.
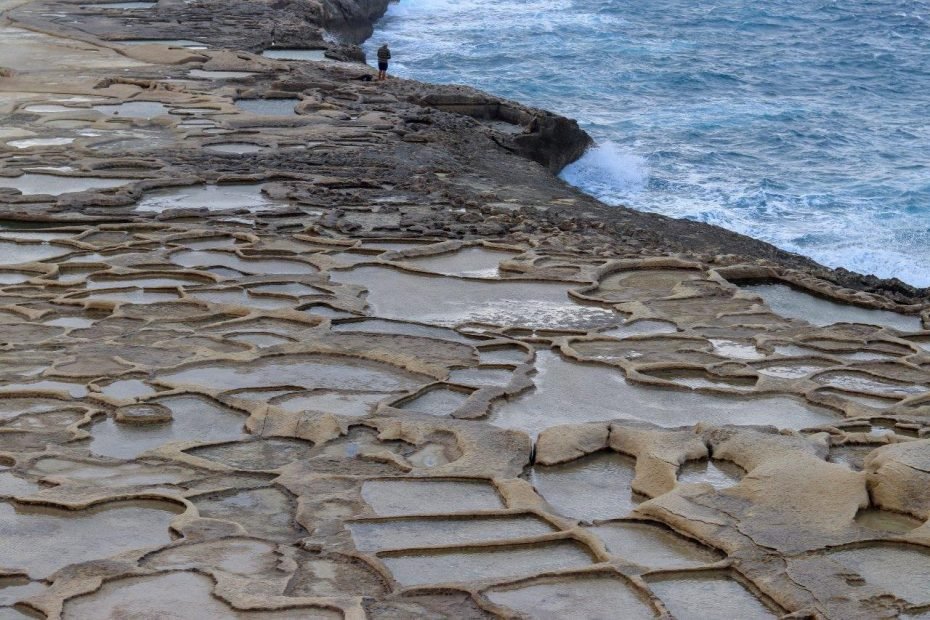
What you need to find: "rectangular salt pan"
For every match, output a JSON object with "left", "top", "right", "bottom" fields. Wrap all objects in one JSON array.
[
  {"left": 743, "top": 283, "right": 922, "bottom": 332},
  {"left": 381, "top": 541, "right": 594, "bottom": 586}
]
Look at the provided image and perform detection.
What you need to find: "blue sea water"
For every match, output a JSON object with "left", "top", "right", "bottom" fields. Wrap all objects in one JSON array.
[{"left": 365, "top": 0, "right": 930, "bottom": 286}]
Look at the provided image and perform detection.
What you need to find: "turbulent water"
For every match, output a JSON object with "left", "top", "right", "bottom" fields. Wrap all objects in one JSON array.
[{"left": 365, "top": 0, "right": 930, "bottom": 286}]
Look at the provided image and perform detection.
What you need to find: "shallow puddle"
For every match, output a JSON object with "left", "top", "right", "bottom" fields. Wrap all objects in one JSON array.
[
  {"left": 380, "top": 540, "right": 594, "bottom": 586},
  {"left": 136, "top": 184, "right": 279, "bottom": 212},
  {"left": 0, "top": 499, "right": 181, "bottom": 578},
  {"left": 361, "top": 479, "right": 504, "bottom": 516},
  {"left": 530, "top": 451, "right": 639, "bottom": 522},
  {"left": 403, "top": 247, "right": 516, "bottom": 278},
  {"left": 0, "top": 174, "right": 132, "bottom": 196},
  {"left": 648, "top": 572, "right": 780, "bottom": 619},
  {"left": 235, "top": 98, "right": 301, "bottom": 116},
  {"left": 828, "top": 444, "right": 877, "bottom": 471},
  {"left": 348, "top": 514, "right": 554, "bottom": 552},
  {"left": 588, "top": 520, "right": 723, "bottom": 569},
  {"left": 486, "top": 573, "right": 655, "bottom": 620},
  {"left": 93, "top": 101, "right": 169, "bottom": 119},
  {"left": 743, "top": 283, "right": 922, "bottom": 332},
  {"left": 828, "top": 544, "right": 930, "bottom": 606},
  {"left": 855, "top": 508, "right": 923, "bottom": 534},
  {"left": 331, "top": 265, "right": 617, "bottom": 329},
  {"left": 62, "top": 571, "right": 337, "bottom": 619},
  {"left": 262, "top": 49, "right": 330, "bottom": 61},
  {"left": 88, "top": 395, "right": 247, "bottom": 458},
  {"left": 491, "top": 351, "right": 837, "bottom": 437},
  {"left": 677, "top": 459, "right": 745, "bottom": 489}
]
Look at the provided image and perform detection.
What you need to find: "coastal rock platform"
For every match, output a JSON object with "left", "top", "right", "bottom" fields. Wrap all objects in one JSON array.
[{"left": 1, "top": 1, "right": 929, "bottom": 618}]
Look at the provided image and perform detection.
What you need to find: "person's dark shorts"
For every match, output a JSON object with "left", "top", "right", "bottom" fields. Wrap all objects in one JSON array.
[{"left": 378, "top": 61, "right": 388, "bottom": 71}]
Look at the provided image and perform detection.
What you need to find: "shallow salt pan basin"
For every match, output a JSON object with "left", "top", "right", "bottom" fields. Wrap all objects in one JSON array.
[
  {"left": 361, "top": 479, "right": 504, "bottom": 516},
  {"left": 331, "top": 265, "right": 617, "bottom": 329},
  {"left": 188, "top": 69, "right": 257, "bottom": 79},
  {"left": 492, "top": 351, "right": 837, "bottom": 436},
  {"left": 531, "top": 451, "right": 639, "bottom": 522},
  {"left": 135, "top": 184, "right": 279, "bottom": 212},
  {"left": 63, "top": 572, "right": 338, "bottom": 619},
  {"left": 402, "top": 247, "right": 517, "bottom": 278},
  {"left": 828, "top": 544, "right": 930, "bottom": 606},
  {"left": 0, "top": 240, "right": 71, "bottom": 264},
  {"left": 23, "top": 104, "right": 84, "bottom": 113},
  {"left": 648, "top": 572, "right": 780, "bottom": 619},
  {"left": 93, "top": 101, "right": 170, "bottom": 119},
  {"left": 118, "top": 39, "right": 207, "bottom": 49},
  {"left": 0, "top": 173, "right": 133, "bottom": 196},
  {"left": 0, "top": 499, "right": 181, "bottom": 579},
  {"left": 398, "top": 386, "right": 471, "bottom": 416},
  {"left": 262, "top": 49, "right": 331, "bottom": 61},
  {"left": 588, "top": 521, "right": 722, "bottom": 570},
  {"left": 348, "top": 515, "right": 555, "bottom": 552},
  {"left": 486, "top": 574, "right": 656, "bottom": 620},
  {"left": 678, "top": 459, "right": 745, "bottom": 489},
  {"left": 159, "top": 355, "right": 426, "bottom": 394},
  {"left": 380, "top": 540, "right": 594, "bottom": 586},
  {"left": 171, "top": 250, "right": 316, "bottom": 274},
  {"left": 83, "top": 1, "right": 155, "bottom": 7},
  {"left": 235, "top": 98, "right": 301, "bottom": 116},
  {"left": 6, "top": 137, "right": 74, "bottom": 149},
  {"left": 203, "top": 143, "right": 265, "bottom": 154},
  {"left": 88, "top": 395, "right": 247, "bottom": 459},
  {"left": 743, "top": 282, "right": 922, "bottom": 332}
]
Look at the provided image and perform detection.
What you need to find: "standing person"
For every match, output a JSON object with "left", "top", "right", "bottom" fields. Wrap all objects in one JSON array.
[{"left": 377, "top": 43, "right": 391, "bottom": 81}]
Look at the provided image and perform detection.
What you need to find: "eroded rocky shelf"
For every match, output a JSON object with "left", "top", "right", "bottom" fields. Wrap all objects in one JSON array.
[{"left": 1, "top": 1, "right": 930, "bottom": 618}]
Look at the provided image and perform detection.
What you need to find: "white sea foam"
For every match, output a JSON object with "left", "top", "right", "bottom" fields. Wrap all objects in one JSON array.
[{"left": 560, "top": 142, "right": 650, "bottom": 203}]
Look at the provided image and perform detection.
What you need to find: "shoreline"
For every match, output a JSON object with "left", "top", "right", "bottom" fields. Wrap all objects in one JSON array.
[{"left": 3, "top": 0, "right": 929, "bottom": 309}]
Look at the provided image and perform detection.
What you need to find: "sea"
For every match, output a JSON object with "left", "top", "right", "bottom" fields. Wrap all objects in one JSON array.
[{"left": 365, "top": 0, "right": 930, "bottom": 287}]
